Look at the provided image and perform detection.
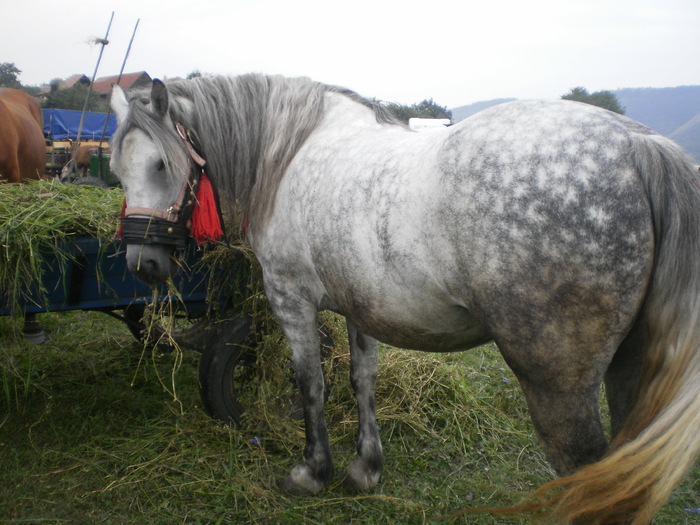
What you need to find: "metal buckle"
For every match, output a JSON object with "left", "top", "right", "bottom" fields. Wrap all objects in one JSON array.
[{"left": 176, "top": 122, "right": 188, "bottom": 141}]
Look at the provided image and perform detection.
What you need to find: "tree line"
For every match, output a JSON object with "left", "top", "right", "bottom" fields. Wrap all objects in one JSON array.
[{"left": 0, "top": 62, "right": 110, "bottom": 112}]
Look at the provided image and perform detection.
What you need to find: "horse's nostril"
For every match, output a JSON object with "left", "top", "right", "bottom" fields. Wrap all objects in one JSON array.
[
  {"left": 125, "top": 245, "right": 175, "bottom": 286},
  {"left": 140, "top": 258, "right": 158, "bottom": 274},
  {"left": 133, "top": 261, "right": 164, "bottom": 286}
]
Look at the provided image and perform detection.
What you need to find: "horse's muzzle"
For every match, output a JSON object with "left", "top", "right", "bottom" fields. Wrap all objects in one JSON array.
[
  {"left": 120, "top": 215, "right": 188, "bottom": 285},
  {"left": 125, "top": 244, "right": 180, "bottom": 285}
]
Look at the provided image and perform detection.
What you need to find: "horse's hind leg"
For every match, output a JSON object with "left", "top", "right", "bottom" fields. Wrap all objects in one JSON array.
[
  {"left": 516, "top": 375, "right": 608, "bottom": 475},
  {"left": 343, "top": 321, "right": 383, "bottom": 490},
  {"left": 604, "top": 325, "right": 645, "bottom": 438},
  {"left": 497, "top": 330, "right": 615, "bottom": 475},
  {"left": 0, "top": 152, "right": 20, "bottom": 182}
]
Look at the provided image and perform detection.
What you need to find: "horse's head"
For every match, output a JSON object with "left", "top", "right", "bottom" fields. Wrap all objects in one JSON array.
[{"left": 110, "top": 80, "right": 198, "bottom": 285}]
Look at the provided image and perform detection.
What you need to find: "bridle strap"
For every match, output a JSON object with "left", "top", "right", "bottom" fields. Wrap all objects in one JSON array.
[
  {"left": 122, "top": 166, "right": 194, "bottom": 223},
  {"left": 123, "top": 206, "right": 178, "bottom": 222},
  {"left": 176, "top": 123, "right": 206, "bottom": 168},
  {"left": 120, "top": 122, "right": 206, "bottom": 249},
  {"left": 120, "top": 216, "right": 189, "bottom": 250}
]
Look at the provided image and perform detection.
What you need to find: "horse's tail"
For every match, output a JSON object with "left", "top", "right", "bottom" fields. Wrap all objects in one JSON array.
[{"left": 527, "top": 134, "right": 700, "bottom": 524}]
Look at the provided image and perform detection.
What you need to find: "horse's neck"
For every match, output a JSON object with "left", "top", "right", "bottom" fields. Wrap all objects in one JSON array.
[{"left": 319, "top": 93, "right": 388, "bottom": 132}]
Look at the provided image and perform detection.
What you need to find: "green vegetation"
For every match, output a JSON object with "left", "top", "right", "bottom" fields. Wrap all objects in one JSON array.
[
  {"left": 0, "top": 310, "right": 697, "bottom": 523},
  {"left": 42, "top": 80, "right": 111, "bottom": 113},
  {"left": 0, "top": 180, "right": 122, "bottom": 319},
  {"left": 385, "top": 99, "right": 452, "bottom": 124},
  {"left": 561, "top": 87, "right": 625, "bottom": 114},
  {"left": 0, "top": 62, "right": 23, "bottom": 89},
  {"left": 0, "top": 61, "right": 110, "bottom": 111}
]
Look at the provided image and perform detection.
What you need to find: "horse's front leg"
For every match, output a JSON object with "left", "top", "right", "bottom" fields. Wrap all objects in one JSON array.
[
  {"left": 274, "top": 301, "right": 333, "bottom": 496},
  {"left": 343, "top": 321, "right": 383, "bottom": 490}
]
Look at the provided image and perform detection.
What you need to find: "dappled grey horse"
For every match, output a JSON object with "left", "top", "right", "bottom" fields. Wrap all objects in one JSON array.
[{"left": 109, "top": 74, "right": 700, "bottom": 524}]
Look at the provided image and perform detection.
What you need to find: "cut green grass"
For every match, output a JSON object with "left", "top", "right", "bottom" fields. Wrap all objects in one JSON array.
[
  {"left": 1, "top": 311, "right": 697, "bottom": 524},
  {"left": 0, "top": 183, "right": 697, "bottom": 523}
]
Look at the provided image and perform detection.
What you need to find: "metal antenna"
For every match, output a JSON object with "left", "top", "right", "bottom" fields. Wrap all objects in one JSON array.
[
  {"left": 95, "top": 18, "right": 140, "bottom": 178},
  {"left": 75, "top": 11, "right": 114, "bottom": 154},
  {"left": 100, "top": 18, "right": 140, "bottom": 143}
]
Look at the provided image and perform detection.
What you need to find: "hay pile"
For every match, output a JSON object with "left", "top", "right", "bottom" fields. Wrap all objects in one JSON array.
[{"left": 0, "top": 179, "right": 123, "bottom": 313}]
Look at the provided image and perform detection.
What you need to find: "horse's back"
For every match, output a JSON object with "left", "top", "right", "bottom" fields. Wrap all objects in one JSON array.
[
  {"left": 436, "top": 100, "right": 655, "bottom": 289},
  {"left": 0, "top": 88, "right": 43, "bottom": 126},
  {"left": 0, "top": 88, "right": 44, "bottom": 181}
]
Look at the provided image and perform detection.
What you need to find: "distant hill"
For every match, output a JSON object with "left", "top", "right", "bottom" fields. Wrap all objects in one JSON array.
[
  {"left": 450, "top": 98, "right": 516, "bottom": 122},
  {"left": 450, "top": 86, "right": 700, "bottom": 162},
  {"left": 613, "top": 86, "right": 700, "bottom": 162}
]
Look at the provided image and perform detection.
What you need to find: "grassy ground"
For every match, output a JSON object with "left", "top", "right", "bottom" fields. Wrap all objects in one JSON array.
[{"left": 0, "top": 310, "right": 698, "bottom": 524}]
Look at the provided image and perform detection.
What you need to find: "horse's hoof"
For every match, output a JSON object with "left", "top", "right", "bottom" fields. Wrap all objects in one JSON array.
[
  {"left": 278, "top": 465, "right": 325, "bottom": 496},
  {"left": 342, "top": 457, "right": 382, "bottom": 491}
]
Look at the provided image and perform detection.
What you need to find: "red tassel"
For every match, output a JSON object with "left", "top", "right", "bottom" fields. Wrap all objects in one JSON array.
[
  {"left": 191, "top": 173, "right": 224, "bottom": 245},
  {"left": 117, "top": 198, "right": 127, "bottom": 238}
]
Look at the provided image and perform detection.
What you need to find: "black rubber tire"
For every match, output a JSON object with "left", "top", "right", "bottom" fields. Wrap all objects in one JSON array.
[
  {"left": 72, "top": 175, "right": 110, "bottom": 188},
  {"left": 123, "top": 304, "right": 211, "bottom": 351},
  {"left": 200, "top": 318, "right": 338, "bottom": 427},
  {"left": 124, "top": 304, "right": 339, "bottom": 427},
  {"left": 197, "top": 314, "right": 253, "bottom": 427},
  {"left": 123, "top": 304, "right": 152, "bottom": 345}
]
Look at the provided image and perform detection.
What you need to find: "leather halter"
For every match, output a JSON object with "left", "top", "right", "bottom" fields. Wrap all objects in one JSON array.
[{"left": 120, "top": 123, "right": 206, "bottom": 251}]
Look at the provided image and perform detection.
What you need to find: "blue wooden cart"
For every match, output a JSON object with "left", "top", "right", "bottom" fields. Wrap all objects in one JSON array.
[{"left": 0, "top": 237, "right": 253, "bottom": 427}]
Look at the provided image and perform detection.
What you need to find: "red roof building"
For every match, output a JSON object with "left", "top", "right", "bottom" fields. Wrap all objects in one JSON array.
[
  {"left": 37, "top": 74, "right": 90, "bottom": 95},
  {"left": 91, "top": 72, "right": 152, "bottom": 95}
]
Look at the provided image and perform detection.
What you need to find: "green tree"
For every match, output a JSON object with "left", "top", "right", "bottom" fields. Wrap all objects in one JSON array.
[
  {"left": 385, "top": 98, "right": 452, "bottom": 123},
  {"left": 0, "top": 62, "right": 22, "bottom": 89},
  {"left": 562, "top": 86, "right": 625, "bottom": 114},
  {"left": 44, "top": 82, "right": 110, "bottom": 112}
]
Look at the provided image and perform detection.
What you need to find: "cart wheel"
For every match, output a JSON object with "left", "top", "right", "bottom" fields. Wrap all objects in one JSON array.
[
  {"left": 200, "top": 318, "right": 338, "bottom": 426},
  {"left": 72, "top": 176, "right": 110, "bottom": 188},
  {"left": 198, "top": 314, "right": 254, "bottom": 427},
  {"left": 123, "top": 304, "right": 211, "bottom": 351},
  {"left": 123, "top": 305, "right": 151, "bottom": 344}
]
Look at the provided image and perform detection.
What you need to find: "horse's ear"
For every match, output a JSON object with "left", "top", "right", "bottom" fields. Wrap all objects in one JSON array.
[
  {"left": 111, "top": 85, "right": 129, "bottom": 123},
  {"left": 151, "top": 79, "right": 169, "bottom": 118}
]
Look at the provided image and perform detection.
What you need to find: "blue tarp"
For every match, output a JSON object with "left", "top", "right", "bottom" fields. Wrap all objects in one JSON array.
[{"left": 42, "top": 109, "right": 117, "bottom": 141}]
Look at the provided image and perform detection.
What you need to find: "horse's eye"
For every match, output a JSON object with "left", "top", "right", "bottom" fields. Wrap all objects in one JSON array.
[{"left": 156, "top": 160, "right": 166, "bottom": 172}]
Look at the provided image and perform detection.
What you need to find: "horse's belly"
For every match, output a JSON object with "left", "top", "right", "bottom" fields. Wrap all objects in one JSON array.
[
  {"left": 329, "top": 291, "right": 492, "bottom": 352},
  {"left": 366, "top": 320, "right": 492, "bottom": 353}
]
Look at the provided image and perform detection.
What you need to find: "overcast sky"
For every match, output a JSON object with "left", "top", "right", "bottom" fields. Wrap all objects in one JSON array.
[{"left": 3, "top": 0, "right": 698, "bottom": 108}]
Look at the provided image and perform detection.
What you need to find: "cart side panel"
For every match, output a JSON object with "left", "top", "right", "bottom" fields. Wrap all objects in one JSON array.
[{"left": 0, "top": 239, "right": 209, "bottom": 315}]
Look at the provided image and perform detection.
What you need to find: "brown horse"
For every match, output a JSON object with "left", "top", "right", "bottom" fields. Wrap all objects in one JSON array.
[
  {"left": 74, "top": 144, "right": 99, "bottom": 177},
  {"left": 0, "top": 88, "right": 44, "bottom": 182},
  {"left": 0, "top": 88, "right": 47, "bottom": 342}
]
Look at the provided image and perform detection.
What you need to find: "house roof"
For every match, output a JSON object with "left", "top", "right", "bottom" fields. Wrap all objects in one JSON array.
[
  {"left": 37, "top": 74, "right": 90, "bottom": 95},
  {"left": 91, "top": 72, "right": 152, "bottom": 95},
  {"left": 63, "top": 74, "right": 90, "bottom": 88}
]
